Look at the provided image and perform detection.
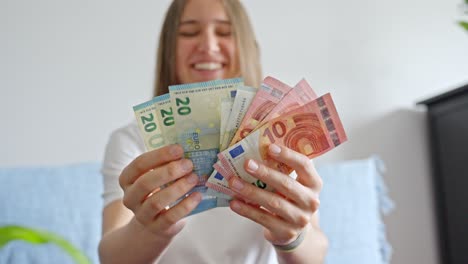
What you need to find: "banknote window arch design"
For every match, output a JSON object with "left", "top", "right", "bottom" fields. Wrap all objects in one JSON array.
[{"left": 284, "top": 113, "right": 330, "bottom": 156}]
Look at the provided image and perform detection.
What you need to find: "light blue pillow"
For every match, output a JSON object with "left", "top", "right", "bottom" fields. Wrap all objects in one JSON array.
[
  {"left": 318, "top": 156, "right": 394, "bottom": 264},
  {"left": 0, "top": 163, "right": 102, "bottom": 264}
]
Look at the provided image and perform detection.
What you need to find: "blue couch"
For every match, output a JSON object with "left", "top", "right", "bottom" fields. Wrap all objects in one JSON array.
[{"left": 0, "top": 157, "right": 393, "bottom": 264}]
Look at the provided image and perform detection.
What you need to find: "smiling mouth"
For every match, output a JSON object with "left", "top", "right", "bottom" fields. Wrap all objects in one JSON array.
[{"left": 193, "top": 62, "right": 224, "bottom": 71}]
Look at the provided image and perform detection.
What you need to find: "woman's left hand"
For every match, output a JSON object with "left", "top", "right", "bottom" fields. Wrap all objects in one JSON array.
[{"left": 227, "top": 143, "right": 322, "bottom": 246}]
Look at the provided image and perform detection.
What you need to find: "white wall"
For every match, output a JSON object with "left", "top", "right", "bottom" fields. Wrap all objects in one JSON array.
[{"left": 2, "top": 0, "right": 468, "bottom": 263}]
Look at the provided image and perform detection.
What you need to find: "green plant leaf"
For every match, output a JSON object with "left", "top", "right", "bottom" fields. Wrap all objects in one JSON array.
[
  {"left": 0, "top": 225, "right": 90, "bottom": 264},
  {"left": 460, "top": 21, "right": 468, "bottom": 31}
]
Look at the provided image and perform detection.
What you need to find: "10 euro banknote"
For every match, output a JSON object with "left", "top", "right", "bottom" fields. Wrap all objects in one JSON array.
[{"left": 215, "top": 93, "right": 347, "bottom": 193}]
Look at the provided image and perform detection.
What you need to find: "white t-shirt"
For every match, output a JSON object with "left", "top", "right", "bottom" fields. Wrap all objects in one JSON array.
[{"left": 101, "top": 122, "right": 278, "bottom": 264}]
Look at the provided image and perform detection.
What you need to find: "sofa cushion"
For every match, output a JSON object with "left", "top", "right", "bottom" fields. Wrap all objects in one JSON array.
[
  {"left": 0, "top": 163, "right": 102, "bottom": 264},
  {"left": 318, "top": 156, "right": 394, "bottom": 264},
  {"left": 0, "top": 157, "right": 393, "bottom": 264}
]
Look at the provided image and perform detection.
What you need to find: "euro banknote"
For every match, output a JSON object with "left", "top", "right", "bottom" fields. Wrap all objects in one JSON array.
[
  {"left": 219, "top": 96, "right": 235, "bottom": 149},
  {"left": 255, "top": 79, "right": 317, "bottom": 129},
  {"left": 229, "top": 76, "right": 292, "bottom": 146},
  {"left": 133, "top": 99, "right": 166, "bottom": 150},
  {"left": 152, "top": 94, "right": 177, "bottom": 145},
  {"left": 207, "top": 79, "right": 317, "bottom": 197},
  {"left": 168, "top": 78, "right": 244, "bottom": 211},
  {"left": 216, "top": 93, "right": 347, "bottom": 192},
  {"left": 220, "top": 86, "right": 257, "bottom": 151},
  {"left": 207, "top": 86, "right": 257, "bottom": 199}
]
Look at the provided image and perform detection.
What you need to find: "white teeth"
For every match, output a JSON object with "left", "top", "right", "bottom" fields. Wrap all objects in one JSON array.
[{"left": 194, "top": 62, "right": 222, "bottom": 70}]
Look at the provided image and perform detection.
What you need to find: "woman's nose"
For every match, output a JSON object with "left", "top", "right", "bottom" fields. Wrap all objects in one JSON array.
[{"left": 198, "top": 29, "right": 220, "bottom": 52}]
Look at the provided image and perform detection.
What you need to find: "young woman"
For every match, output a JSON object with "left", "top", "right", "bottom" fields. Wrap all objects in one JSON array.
[{"left": 99, "top": 0, "right": 328, "bottom": 263}]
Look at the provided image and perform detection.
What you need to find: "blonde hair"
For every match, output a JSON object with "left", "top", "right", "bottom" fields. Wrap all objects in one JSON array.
[{"left": 154, "top": 0, "right": 262, "bottom": 96}]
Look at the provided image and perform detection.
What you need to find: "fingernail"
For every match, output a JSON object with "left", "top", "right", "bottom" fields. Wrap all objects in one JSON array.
[
  {"left": 170, "top": 145, "right": 183, "bottom": 157},
  {"left": 231, "top": 178, "right": 244, "bottom": 191},
  {"left": 181, "top": 159, "right": 193, "bottom": 172},
  {"left": 187, "top": 173, "right": 198, "bottom": 184},
  {"left": 269, "top": 144, "right": 281, "bottom": 155},
  {"left": 248, "top": 160, "right": 259, "bottom": 171}
]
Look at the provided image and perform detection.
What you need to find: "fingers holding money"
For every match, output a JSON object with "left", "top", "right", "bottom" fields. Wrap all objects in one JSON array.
[
  {"left": 119, "top": 144, "right": 184, "bottom": 189},
  {"left": 123, "top": 158, "right": 194, "bottom": 211},
  {"left": 118, "top": 143, "right": 204, "bottom": 237},
  {"left": 149, "top": 191, "right": 203, "bottom": 238},
  {"left": 227, "top": 143, "right": 322, "bottom": 240},
  {"left": 263, "top": 144, "right": 322, "bottom": 214},
  {"left": 228, "top": 173, "right": 311, "bottom": 228},
  {"left": 229, "top": 199, "right": 303, "bottom": 245},
  {"left": 134, "top": 173, "right": 199, "bottom": 226},
  {"left": 266, "top": 144, "right": 323, "bottom": 193}
]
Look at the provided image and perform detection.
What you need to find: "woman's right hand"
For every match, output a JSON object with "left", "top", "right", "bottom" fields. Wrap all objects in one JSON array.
[{"left": 119, "top": 144, "right": 202, "bottom": 239}]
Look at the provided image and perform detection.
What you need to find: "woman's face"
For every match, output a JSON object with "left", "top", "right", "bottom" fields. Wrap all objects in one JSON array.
[{"left": 175, "top": 0, "right": 239, "bottom": 84}]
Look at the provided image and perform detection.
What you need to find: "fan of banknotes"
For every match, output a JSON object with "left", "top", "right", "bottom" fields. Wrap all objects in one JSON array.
[{"left": 133, "top": 76, "right": 347, "bottom": 215}]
